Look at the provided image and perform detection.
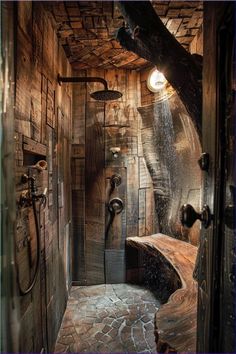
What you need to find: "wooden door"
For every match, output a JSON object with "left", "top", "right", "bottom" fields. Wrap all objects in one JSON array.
[{"left": 197, "top": 3, "right": 235, "bottom": 352}]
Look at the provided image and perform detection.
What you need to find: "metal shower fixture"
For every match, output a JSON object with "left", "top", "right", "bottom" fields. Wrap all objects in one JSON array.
[{"left": 58, "top": 74, "right": 122, "bottom": 101}]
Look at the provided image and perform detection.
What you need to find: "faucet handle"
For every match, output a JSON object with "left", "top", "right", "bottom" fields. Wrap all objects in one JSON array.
[
  {"left": 110, "top": 174, "right": 122, "bottom": 188},
  {"left": 108, "top": 197, "right": 124, "bottom": 215}
]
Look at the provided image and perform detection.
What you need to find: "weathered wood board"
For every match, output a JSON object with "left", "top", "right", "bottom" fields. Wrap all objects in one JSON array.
[
  {"left": 71, "top": 68, "right": 156, "bottom": 284},
  {"left": 14, "top": 2, "right": 72, "bottom": 353},
  {"left": 127, "top": 234, "right": 197, "bottom": 353},
  {"left": 85, "top": 101, "right": 105, "bottom": 284}
]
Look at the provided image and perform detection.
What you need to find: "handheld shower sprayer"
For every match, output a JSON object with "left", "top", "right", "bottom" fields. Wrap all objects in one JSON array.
[
  {"left": 16, "top": 172, "right": 47, "bottom": 295},
  {"left": 29, "top": 160, "right": 47, "bottom": 171}
]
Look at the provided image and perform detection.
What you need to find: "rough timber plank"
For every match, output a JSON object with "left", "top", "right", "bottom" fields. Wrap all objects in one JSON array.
[
  {"left": 85, "top": 101, "right": 105, "bottom": 285},
  {"left": 126, "top": 234, "right": 197, "bottom": 353},
  {"left": 23, "top": 136, "right": 47, "bottom": 156},
  {"left": 126, "top": 156, "right": 139, "bottom": 237}
]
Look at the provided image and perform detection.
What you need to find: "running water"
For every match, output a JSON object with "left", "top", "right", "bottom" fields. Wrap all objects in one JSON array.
[
  {"left": 153, "top": 91, "right": 178, "bottom": 193},
  {"left": 152, "top": 93, "right": 178, "bottom": 234}
]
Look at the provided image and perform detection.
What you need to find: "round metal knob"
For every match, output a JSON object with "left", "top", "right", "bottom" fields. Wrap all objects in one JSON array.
[
  {"left": 108, "top": 197, "right": 124, "bottom": 215},
  {"left": 180, "top": 204, "right": 211, "bottom": 229}
]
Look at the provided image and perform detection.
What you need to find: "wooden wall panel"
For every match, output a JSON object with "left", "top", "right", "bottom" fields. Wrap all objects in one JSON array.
[
  {"left": 71, "top": 68, "right": 156, "bottom": 285},
  {"left": 72, "top": 190, "right": 86, "bottom": 283},
  {"left": 72, "top": 70, "right": 86, "bottom": 145},
  {"left": 126, "top": 156, "right": 139, "bottom": 237},
  {"left": 14, "top": 2, "right": 72, "bottom": 353},
  {"left": 138, "top": 189, "right": 146, "bottom": 236},
  {"left": 85, "top": 101, "right": 105, "bottom": 284},
  {"left": 18, "top": 1, "right": 32, "bottom": 39},
  {"left": 15, "top": 28, "right": 32, "bottom": 135}
]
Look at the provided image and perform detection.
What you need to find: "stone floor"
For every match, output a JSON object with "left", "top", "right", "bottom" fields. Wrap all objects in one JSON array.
[{"left": 54, "top": 284, "right": 160, "bottom": 353}]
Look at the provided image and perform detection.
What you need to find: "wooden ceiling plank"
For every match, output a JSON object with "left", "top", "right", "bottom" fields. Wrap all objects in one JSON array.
[{"left": 52, "top": 0, "right": 203, "bottom": 70}]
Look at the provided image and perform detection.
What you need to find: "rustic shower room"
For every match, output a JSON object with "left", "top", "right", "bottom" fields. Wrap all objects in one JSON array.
[{"left": 1, "top": 1, "right": 235, "bottom": 353}]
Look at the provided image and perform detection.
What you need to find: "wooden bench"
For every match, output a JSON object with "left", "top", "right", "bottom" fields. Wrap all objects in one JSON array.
[{"left": 126, "top": 233, "right": 198, "bottom": 353}]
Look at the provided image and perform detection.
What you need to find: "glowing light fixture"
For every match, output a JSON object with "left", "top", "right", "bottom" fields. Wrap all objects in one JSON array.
[{"left": 147, "top": 68, "right": 167, "bottom": 92}]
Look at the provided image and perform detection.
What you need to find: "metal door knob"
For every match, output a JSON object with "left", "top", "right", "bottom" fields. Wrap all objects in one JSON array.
[{"left": 180, "top": 204, "right": 211, "bottom": 229}]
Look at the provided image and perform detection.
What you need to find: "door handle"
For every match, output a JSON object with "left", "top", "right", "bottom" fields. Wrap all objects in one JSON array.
[
  {"left": 180, "top": 204, "right": 211, "bottom": 229},
  {"left": 225, "top": 205, "right": 235, "bottom": 229}
]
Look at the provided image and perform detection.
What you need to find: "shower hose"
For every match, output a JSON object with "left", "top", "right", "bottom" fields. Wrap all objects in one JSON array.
[{"left": 16, "top": 195, "right": 45, "bottom": 295}]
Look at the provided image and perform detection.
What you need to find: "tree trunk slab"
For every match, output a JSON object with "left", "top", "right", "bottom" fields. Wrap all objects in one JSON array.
[{"left": 126, "top": 234, "right": 197, "bottom": 353}]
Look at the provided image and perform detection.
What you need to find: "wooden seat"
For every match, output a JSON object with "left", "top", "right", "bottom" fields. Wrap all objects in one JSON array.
[{"left": 126, "top": 233, "right": 198, "bottom": 353}]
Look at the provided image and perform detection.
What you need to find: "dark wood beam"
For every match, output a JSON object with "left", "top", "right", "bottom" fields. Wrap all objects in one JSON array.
[{"left": 117, "top": 1, "right": 202, "bottom": 138}]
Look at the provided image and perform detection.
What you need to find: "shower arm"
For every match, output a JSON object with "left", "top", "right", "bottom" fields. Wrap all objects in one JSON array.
[{"left": 58, "top": 74, "right": 108, "bottom": 90}]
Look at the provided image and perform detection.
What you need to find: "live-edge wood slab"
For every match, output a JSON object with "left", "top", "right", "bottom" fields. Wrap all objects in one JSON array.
[{"left": 126, "top": 233, "right": 197, "bottom": 353}]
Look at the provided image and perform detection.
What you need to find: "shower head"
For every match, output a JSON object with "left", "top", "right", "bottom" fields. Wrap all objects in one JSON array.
[
  {"left": 58, "top": 74, "right": 122, "bottom": 101},
  {"left": 90, "top": 89, "right": 122, "bottom": 101}
]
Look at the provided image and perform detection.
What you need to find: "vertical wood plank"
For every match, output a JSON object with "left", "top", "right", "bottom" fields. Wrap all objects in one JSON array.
[
  {"left": 85, "top": 101, "right": 105, "bottom": 284},
  {"left": 138, "top": 189, "right": 146, "bottom": 236},
  {"left": 126, "top": 156, "right": 139, "bottom": 237}
]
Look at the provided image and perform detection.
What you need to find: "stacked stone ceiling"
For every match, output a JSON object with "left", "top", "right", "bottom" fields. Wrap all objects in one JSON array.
[{"left": 49, "top": 1, "right": 203, "bottom": 70}]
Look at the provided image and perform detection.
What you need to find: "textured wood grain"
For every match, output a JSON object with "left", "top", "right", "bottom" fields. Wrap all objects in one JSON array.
[
  {"left": 85, "top": 101, "right": 105, "bottom": 284},
  {"left": 23, "top": 136, "right": 46, "bottom": 156},
  {"left": 117, "top": 2, "right": 202, "bottom": 137},
  {"left": 14, "top": 3, "right": 72, "bottom": 353},
  {"left": 49, "top": 1, "right": 203, "bottom": 70},
  {"left": 126, "top": 156, "right": 139, "bottom": 237},
  {"left": 71, "top": 68, "right": 156, "bottom": 284},
  {"left": 127, "top": 234, "right": 197, "bottom": 353}
]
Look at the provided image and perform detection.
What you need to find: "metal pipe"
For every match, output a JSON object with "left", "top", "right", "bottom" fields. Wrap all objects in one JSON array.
[{"left": 58, "top": 74, "right": 108, "bottom": 90}]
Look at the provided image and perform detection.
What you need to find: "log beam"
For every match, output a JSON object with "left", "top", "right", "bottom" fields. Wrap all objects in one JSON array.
[{"left": 117, "top": 1, "right": 202, "bottom": 137}]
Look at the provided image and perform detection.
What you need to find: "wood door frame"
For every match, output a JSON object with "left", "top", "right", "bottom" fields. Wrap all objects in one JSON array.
[
  {"left": 1, "top": 1, "right": 19, "bottom": 352},
  {"left": 197, "top": 3, "right": 235, "bottom": 352}
]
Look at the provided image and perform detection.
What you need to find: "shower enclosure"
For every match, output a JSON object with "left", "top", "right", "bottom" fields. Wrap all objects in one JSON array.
[{"left": 71, "top": 68, "right": 202, "bottom": 286}]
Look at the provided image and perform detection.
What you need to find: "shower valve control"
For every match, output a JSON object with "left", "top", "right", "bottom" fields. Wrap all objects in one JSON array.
[
  {"left": 108, "top": 198, "right": 124, "bottom": 215},
  {"left": 110, "top": 174, "right": 122, "bottom": 188}
]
